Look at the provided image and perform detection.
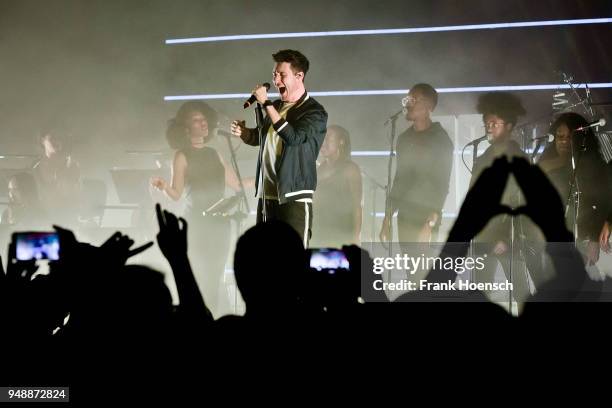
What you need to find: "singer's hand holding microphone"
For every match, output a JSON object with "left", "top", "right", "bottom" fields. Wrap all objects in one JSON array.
[
  {"left": 243, "top": 83, "right": 270, "bottom": 109},
  {"left": 231, "top": 82, "right": 272, "bottom": 138}
]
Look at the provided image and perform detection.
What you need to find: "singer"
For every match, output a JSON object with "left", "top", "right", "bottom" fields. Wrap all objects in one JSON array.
[
  {"left": 230, "top": 49, "right": 328, "bottom": 246},
  {"left": 538, "top": 112, "right": 610, "bottom": 266},
  {"left": 469, "top": 92, "right": 532, "bottom": 303},
  {"left": 379, "top": 83, "right": 454, "bottom": 244},
  {"left": 151, "top": 101, "right": 244, "bottom": 317}
]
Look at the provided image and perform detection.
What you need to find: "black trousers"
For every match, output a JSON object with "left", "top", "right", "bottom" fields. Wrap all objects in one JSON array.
[{"left": 257, "top": 199, "right": 313, "bottom": 247}]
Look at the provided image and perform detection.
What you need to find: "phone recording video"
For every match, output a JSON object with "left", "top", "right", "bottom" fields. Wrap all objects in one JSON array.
[
  {"left": 308, "top": 248, "right": 350, "bottom": 272},
  {"left": 13, "top": 232, "right": 60, "bottom": 261}
]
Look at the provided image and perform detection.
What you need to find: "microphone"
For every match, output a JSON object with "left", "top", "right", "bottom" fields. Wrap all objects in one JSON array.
[
  {"left": 532, "top": 134, "right": 555, "bottom": 143},
  {"left": 383, "top": 109, "right": 404, "bottom": 126},
  {"left": 243, "top": 83, "right": 271, "bottom": 109},
  {"left": 462, "top": 134, "right": 490, "bottom": 170},
  {"left": 575, "top": 118, "right": 606, "bottom": 132},
  {"left": 466, "top": 135, "right": 489, "bottom": 146}
]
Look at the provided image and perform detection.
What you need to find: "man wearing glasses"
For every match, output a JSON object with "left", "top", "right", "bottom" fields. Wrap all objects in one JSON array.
[
  {"left": 380, "top": 83, "right": 454, "bottom": 244},
  {"left": 470, "top": 91, "right": 527, "bottom": 195},
  {"left": 469, "top": 91, "right": 531, "bottom": 304}
]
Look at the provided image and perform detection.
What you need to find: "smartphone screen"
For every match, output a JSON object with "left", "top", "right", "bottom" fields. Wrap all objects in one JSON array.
[
  {"left": 309, "top": 248, "right": 350, "bottom": 272},
  {"left": 14, "top": 232, "right": 60, "bottom": 261}
]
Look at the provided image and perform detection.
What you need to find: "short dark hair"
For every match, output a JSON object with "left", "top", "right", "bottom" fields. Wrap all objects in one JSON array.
[
  {"left": 411, "top": 83, "right": 438, "bottom": 109},
  {"left": 272, "top": 49, "right": 309, "bottom": 77},
  {"left": 476, "top": 92, "right": 526, "bottom": 126}
]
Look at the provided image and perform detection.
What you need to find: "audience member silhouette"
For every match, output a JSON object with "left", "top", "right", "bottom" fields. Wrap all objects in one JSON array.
[
  {"left": 2, "top": 157, "right": 611, "bottom": 394},
  {"left": 230, "top": 220, "right": 309, "bottom": 321}
]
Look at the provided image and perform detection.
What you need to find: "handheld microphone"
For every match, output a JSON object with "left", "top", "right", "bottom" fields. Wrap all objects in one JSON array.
[
  {"left": 575, "top": 118, "right": 606, "bottom": 132},
  {"left": 243, "top": 83, "right": 271, "bottom": 109}
]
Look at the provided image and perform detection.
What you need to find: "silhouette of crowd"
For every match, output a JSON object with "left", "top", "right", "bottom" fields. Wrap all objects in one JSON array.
[{"left": 3, "top": 152, "right": 611, "bottom": 399}]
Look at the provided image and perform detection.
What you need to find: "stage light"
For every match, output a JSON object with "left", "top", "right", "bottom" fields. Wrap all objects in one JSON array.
[
  {"left": 164, "top": 82, "right": 612, "bottom": 101},
  {"left": 166, "top": 18, "right": 612, "bottom": 44}
]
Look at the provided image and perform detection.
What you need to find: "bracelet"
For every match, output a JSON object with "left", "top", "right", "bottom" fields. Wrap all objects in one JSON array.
[{"left": 263, "top": 99, "right": 273, "bottom": 107}]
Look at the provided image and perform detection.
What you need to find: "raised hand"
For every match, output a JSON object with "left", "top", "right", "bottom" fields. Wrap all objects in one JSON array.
[
  {"left": 3, "top": 242, "right": 38, "bottom": 284},
  {"left": 100, "top": 231, "right": 154, "bottom": 265},
  {"left": 155, "top": 203, "right": 188, "bottom": 262},
  {"left": 154, "top": 203, "right": 210, "bottom": 320},
  {"left": 150, "top": 176, "right": 167, "bottom": 192},
  {"left": 53, "top": 225, "right": 80, "bottom": 256},
  {"left": 511, "top": 157, "right": 572, "bottom": 242},
  {"left": 448, "top": 156, "right": 513, "bottom": 242},
  {"left": 252, "top": 84, "right": 269, "bottom": 105}
]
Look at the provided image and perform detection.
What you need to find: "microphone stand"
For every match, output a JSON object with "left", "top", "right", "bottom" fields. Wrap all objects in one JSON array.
[
  {"left": 384, "top": 109, "right": 403, "bottom": 126},
  {"left": 566, "top": 131, "right": 584, "bottom": 247},
  {"left": 361, "top": 169, "right": 386, "bottom": 254},
  {"left": 381, "top": 111, "right": 401, "bottom": 297},
  {"left": 561, "top": 72, "right": 595, "bottom": 121},
  {"left": 510, "top": 128, "right": 533, "bottom": 311},
  {"left": 219, "top": 131, "right": 249, "bottom": 313},
  {"left": 530, "top": 135, "right": 545, "bottom": 164},
  {"left": 254, "top": 103, "right": 267, "bottom": 222},
  {"left": 384, "top": 111, "right": 400, "bottom": 258},
  {"left": 219, "top": 130, "right": 251, "bottom": 231},
  {"left": 463, "top": 135, "right": 486, "bottom": 289}
]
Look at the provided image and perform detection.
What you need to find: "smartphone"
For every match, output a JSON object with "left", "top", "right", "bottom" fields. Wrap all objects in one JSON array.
[
  {"left": 12, "top": 232, "right": 60, "bottom": 261},
  {"left": 308, "top": 248, "right": 350, "bottom": 272}
]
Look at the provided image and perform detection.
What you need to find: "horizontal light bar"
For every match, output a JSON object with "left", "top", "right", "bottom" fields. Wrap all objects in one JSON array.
[
  {"left": 439, "top": 83, "right": 612, "bottom": 93},
  {"left": 164, "top": 82, "right": 612, "bottom": 101},
  {"left": 351, "top": 151, "right": 392, "bottom": 157},
  {"left": 352, "top": 150, "right": 489, "bottom": 157},
  {"left": 166, "top": 18, "right": 612, "bottom": 44},
  {"left": 165, "top": 93, "right": 279, "bottom": 101}
]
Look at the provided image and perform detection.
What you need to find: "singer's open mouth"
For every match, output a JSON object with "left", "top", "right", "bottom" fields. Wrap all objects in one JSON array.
[{"left": 278, "top": 86, "right": 287, "bottom": 95}]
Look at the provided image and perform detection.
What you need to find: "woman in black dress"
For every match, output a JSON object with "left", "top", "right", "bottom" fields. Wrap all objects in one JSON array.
[{"left": 151, "top": 101, "right": 243, "bottom": 317}]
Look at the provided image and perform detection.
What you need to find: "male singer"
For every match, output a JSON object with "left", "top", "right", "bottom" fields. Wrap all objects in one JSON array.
[{"left": 231, "top": 49, "right": 328, "bottom": 246}]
